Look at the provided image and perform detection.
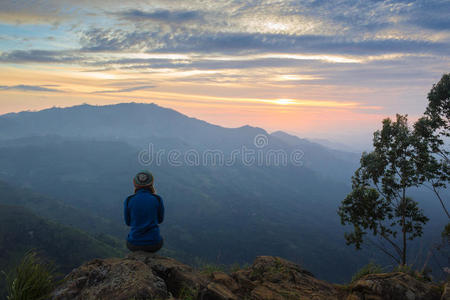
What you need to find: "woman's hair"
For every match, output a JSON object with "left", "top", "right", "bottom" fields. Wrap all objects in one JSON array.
[{"left": 134, "top": 185, "right": 156, "bottom": 194}]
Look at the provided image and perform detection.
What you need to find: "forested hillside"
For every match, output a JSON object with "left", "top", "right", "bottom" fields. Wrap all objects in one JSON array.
[
  {"left": 0, "top": 204, "right": 124, "bottom": 297},
  {"left": 0, "top": 180, "right": 126, "bottom": 246}
]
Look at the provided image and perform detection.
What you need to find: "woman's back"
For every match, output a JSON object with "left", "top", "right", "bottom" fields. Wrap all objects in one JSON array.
[
  {"left": 124, "top": 189, "right": 164, "bottom": 244},
  {"left": 124, "top": 170, "right": 165, "bottom": 252}
]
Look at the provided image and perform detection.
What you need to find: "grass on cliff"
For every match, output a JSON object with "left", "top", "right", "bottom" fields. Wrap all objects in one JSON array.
[
  {"left": 351, "top": 261, "right": 384, "bottom": 282},
  {"left": 194, "top": 257, "right": 250, "bottom": 276},
  {"left": 393, "top": 264, "right": 433, "bottom": 282},
  {"left": 5, "top": 251, "right": 56, "bottom": 300},
  {"left": 178, "top": 285, "right": 198, "bottom": 300},
  {"left": 350, "top": 261, "right": 433, "bottom": 284}
]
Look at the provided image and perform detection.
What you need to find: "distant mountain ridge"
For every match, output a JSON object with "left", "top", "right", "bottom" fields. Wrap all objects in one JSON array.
[
  {"left": 0, "top": 102, "right": 359, "bottom": 182},
  {"left": 0, "top": 103, "right": 263, "bottom": 147},
  {"left": 309, "top": 137, "right": 364, "bottom": 153},
  {"left": 0, "top": 103, "right": 349, "bottom": 152}
]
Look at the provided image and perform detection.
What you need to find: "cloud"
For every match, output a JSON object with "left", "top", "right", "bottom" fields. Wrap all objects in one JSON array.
[
  {"left": 114, "top": 9, "right": 204, "bottom": 23},
  {"left": 406, "top": 0, "right": 450, "bottom": 31},
  {"left": 93, "top": 85, "right": 155, "bottom": 93},
  {"left": 0, "top": 1, "right": 66, "bottom": 24},
  {"left": 79, "top": 28, "right": 449, "bottom": 56},
  {"left": 2, "top": 0, "right": 449, "bottom": 35},
  {"left": 97, "top": 55, "right": 354, "bottom": 71},
  {"left": 3, "top": 1, "right": 450, "bottom": 60},
  {"left": 0, "top": 50, "right": 80, "bottom": 63},
  {"left": 79, "top": 29, "right": 154, "bottom": 52},
  {"left": 1, "top": 0, "right": 449, "bottom": 90},
  {"left": 0, "top": 85, "right": 63, "bottom": 92}
]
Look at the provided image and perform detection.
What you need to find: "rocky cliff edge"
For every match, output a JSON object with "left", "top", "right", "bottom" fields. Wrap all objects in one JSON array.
[{"left": 51, "top": 253, "right": 446, "bottom": 300}]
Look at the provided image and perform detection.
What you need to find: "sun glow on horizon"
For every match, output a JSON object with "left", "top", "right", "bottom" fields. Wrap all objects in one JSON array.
[{"left": 275, "top": 98, "right": 296, "bottom": 105}]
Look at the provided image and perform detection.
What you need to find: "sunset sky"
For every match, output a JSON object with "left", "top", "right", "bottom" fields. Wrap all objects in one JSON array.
[{"left": 0, "top": 0, "right": 449, "bottom": 149}]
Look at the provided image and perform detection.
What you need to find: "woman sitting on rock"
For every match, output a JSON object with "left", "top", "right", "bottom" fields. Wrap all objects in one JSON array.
[{"left": 124, "top": 170, "right": 164, "bottom": 252}]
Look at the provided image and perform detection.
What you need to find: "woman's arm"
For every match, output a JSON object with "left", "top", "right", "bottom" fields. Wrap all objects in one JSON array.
[
  {"left": 124, "top": 196, "right": 132, "bottom": 226},
  {"left": 157, "top": 196, "right": 164, "bottom": 224}
]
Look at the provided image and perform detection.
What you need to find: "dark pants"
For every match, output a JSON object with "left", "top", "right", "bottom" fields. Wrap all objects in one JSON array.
[{"left": 126, "top": 239, "right": 163, "bottom": 253}]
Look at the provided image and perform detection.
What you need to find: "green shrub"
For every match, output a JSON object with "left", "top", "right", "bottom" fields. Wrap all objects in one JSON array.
[
  {"left": 6, "top": 251, "right": 56, "bottom": 300},
  {"left": 229, "top": 263, "right": 241, "bottom": 273},
  {"left": 199, "top": 263, "right": 226, "bottom": 275},
  {"left": 229, "top": 262, "right": 250, "bottom": 273},
  {"left": 392, "top": 264, "right": 413, "bottom": 274},
  {"left": 351, "top": 261, "right": 383, "bottom": 282},
  {"left": 393, "top": 264, "right": 431, "bottom": 282},
  {"left": 178, "top": 285, "right": 198, "bottom": 300}
]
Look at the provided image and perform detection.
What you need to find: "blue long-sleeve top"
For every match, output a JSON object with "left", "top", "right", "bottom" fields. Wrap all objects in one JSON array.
[{"left": 124, "top": 189, "right": 164, "bottom": 245}]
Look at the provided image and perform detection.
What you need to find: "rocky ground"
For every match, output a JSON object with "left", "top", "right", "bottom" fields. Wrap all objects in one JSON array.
[{"left": 51, "top": 253, "right": 447, "bottom": 300}]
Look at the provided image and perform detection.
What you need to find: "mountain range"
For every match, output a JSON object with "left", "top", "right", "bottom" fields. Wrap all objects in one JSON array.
[{"left": 0, "top": 103, "right": 447, "bottom": 283}]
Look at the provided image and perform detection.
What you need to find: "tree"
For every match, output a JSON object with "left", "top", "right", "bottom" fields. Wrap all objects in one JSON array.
[
  {"left": 338, "top": 114, "right": 429, "bottom": 265},
  {"left": 414, "top": 73, "right": 449, "bottom": 219}
]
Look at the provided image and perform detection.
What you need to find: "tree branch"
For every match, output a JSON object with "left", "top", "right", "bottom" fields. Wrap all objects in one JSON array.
[
  {"left": 431, "top": 183, "right": 450, "bottom": 219},
  {"left": 380, "top": 232, "right": 403, "bottom": 257},
  {"left": 374, "top": 182, "right": 388, "bottom": 200},
  {"left": 368, "top": 238, "right": 400, "bottom": 265}
]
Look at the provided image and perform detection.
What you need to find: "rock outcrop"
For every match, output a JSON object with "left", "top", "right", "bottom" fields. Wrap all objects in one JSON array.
[
  {"left": 201, "top": 256, "right": 341, "bottom": 300},
  {"left": 441, "top": 282, "right": 450, "bottom": 300},
  {"left": 51, "top": 253, "right": 447, "bottom": 300},
  {"left": 346, "top": 272, "right": 442, "bottom": 300}
]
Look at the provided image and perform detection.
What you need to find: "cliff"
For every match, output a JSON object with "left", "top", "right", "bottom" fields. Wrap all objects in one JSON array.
[{"left": 51, "top": 253, "right": 446, "bottom": 300}]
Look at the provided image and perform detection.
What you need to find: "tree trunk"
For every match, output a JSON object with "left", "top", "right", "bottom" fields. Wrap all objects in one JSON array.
[
  {"left": 401, "top": 189, "right": 407, "bottom": 266},
  {"left": 402, "top": 218, "right": 406, "bottom": 265}
]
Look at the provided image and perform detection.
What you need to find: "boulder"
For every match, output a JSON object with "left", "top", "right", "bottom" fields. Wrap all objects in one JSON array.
[
  {"left": 226, "top": 256, "right": 340, "bottom": 300},
  {"left": 51, "top": 257, "right": 168, "bottom": 300},
  {"left": 347, "top": 272, "right": 442, "bottom": 300},
  {"left": 201, "top": 282, "right": 238, "bottom": 300},
  {"left": 127, "top": 252, "right": 207, "bottom": 296}
]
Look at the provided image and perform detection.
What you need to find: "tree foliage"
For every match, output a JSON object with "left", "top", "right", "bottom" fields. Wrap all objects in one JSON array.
[
  {"left": 339, "top": 115, "right": 429, "bottom": 265},
  {"left": 414, "top": 73, "right": 449, "bottom": 218},
  {"left": 424, "top": 73, "right": 450, "bottom": 139}
]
